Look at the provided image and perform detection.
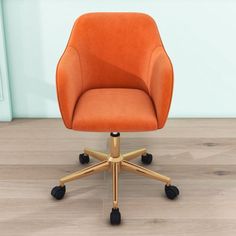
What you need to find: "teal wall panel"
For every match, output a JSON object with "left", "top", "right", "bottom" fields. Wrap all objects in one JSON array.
[
  {"left": 0, "top": 0, "right": 12, "bottom": 121},
  {"left": 2, "top": 0, "right": 236, "bottom": 118}
]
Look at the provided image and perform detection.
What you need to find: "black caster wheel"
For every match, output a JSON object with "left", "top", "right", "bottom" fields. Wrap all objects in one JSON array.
[
  {"left": 141, "top": 153, "right": 153, "bottom": 165},
  {"left": 165, "top": 185, "right": 179, "bottom": 200},
  {"left": 79, "top": 153, "right": 90, "bottom": 164},
  {"left": 110, "top": 208, "right": 121, "bottom": 225},
  {"left": 51, "top": 185, "right": 66, "bottom": 200}
]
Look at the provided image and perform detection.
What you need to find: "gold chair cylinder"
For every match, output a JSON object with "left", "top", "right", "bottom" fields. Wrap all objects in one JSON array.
[{"left": 110, "top": 133, "right": 120, "bottom": 158}]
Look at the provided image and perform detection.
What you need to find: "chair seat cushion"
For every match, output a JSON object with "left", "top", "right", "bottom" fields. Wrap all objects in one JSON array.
[{"left": 72, "top": 88, "right": 158, "bottom": 132}]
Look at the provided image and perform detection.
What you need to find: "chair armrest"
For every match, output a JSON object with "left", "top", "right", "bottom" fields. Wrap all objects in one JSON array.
[
  {"left": 56, "top": 46, "right": 83, "bottom": 128},
  {"left": 148, "top": 47, "right": 174, "bottom": 128}
]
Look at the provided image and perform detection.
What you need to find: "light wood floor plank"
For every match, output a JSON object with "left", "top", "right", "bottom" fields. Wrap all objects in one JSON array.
[{"left": 0, "top": 118, "right": 236, "bottom": 235}]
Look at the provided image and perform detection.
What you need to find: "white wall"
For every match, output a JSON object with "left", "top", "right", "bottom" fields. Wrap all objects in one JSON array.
[{"left": 2, "top": 0, "right": 236, "bottom": 118}]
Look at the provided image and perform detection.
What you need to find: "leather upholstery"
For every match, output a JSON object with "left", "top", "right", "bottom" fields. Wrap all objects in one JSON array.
[{"left": 56, "top": 13, "right": 173, "bottom": 131}]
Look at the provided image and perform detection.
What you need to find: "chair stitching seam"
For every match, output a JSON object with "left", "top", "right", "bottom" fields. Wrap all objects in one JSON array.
[{"left": 68, "top": 45, "right": 84, "bottom": 127}]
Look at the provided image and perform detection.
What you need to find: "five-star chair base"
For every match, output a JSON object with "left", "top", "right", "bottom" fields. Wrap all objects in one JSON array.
[{"left": 51, "top": 132, "right": 179, "bottom": 225}]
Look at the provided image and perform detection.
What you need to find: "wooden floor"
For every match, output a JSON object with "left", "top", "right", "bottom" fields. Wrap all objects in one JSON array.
[{"left": 0, "top": 119, "right": 236, "bottom": 235}]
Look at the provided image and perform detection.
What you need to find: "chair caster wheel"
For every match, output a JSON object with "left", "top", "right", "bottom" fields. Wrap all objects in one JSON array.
[
  {"left": 141, "top": 153, "right": 153, "bottom": 165},
  {"left": 51, "top": 185, "right": 66, "bottom": 200},
  {"left": 79, "top": 153, "right": 90, "bottom": 164},
  {"left": 110, "top": 208, "right": 121, "bottom": 225},
  {"left": 165, "top": 185, "right": 179, "bottom": 200}
]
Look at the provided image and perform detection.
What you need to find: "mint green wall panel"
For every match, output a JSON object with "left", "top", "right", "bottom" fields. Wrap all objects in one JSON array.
[
  {"left": 0, "top": 0, "right": 12, "bottom": 121},
  {"left": 2, "top": 0, "right": 236, "bottom": 118}
]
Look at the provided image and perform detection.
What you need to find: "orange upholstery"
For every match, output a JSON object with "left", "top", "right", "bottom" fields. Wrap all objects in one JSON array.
[
  {"left": 56, "top": 13, "right": 173, "bottom": 131},
  {"left": 73, "top": 88, "right": 158, "bottom": 132}
]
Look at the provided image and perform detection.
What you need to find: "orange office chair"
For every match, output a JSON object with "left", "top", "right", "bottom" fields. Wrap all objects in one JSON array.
[{"left": 51, "top": 12, "right": 179, "bottom": 225}]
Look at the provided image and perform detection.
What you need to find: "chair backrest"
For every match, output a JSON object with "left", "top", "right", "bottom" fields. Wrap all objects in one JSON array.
[{"left": 67, "top": 13, "right": 163, "bottom": 92}]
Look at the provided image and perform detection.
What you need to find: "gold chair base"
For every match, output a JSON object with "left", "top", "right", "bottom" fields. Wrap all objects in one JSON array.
[{"left": 58, "top": 132, "right": 172, "bottom": 209}]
